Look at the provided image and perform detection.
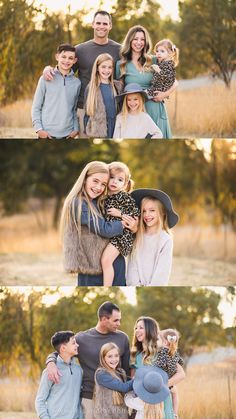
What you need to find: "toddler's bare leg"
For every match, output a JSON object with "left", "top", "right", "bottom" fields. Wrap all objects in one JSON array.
[
  {"left": 171, "top": 386, "right": 179, "bottom": 417},
  {"left": 101, "top": 243, "right": 120, "bottom": 286}
]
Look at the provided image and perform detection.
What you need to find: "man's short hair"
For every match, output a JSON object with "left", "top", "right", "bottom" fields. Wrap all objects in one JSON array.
[
  {"left": 93, "top": 10, "right": 112, "bottom": 23},
  {"left": 97, "top": 301, "right": 120, "bottom": 319},
  {"left": 51, "top": 331, "right": 75, "bottom": 352},
  {"left": 56, "top": 43, "right": 76, "bottom": 54}
]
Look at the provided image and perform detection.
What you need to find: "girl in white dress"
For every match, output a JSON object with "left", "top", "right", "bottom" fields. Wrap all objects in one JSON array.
[{"left": 127, "top": 189, "right": 179, "bottom": 286}]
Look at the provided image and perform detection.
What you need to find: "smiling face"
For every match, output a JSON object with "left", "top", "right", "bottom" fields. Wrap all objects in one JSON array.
[
  {"left": 135, "top": 319, "right": 146, "bottom": 343},
  {"left": 104, "top": 347, "right": 120, "bottom": 370},
  {"left": 84, "top": 172, "right": 108, "bottom": 199},
  {"left": 108, "top": 169, "right": 127, "bottom": 194},
  {"left": 92, "top": 13, "right": 112, "bottom": 41},
  {"left": 62, "top": 336, "right": 79, "bottom": 357},
  {"left": 101, "top": 309, "right": 121, "bottom": 333},
  {"left": 55, "top": 50, "right": 77, "bottom": 74},
  {"left": 142, "top": 198, "right": 163, "bottom": 230},
  {"left": 98, "top": 59, "right": 113, "bottom": 83},
  {"left": 131, "top": 30, "right": 146, "bottom": 54},
  {"left": 156, "top": 45, "right": 170, "bottom": 62},
  {"left": 126, "top": 93, "right": 142, "bottom": 114}
]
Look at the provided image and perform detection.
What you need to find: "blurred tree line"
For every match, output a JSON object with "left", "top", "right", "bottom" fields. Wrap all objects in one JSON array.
[
  {"left": 0, "top": 286, "right": 235, "bottom": 377},
  {"left": 0, "top": 139, "right": 235, "bottom": 231},
  {"left": 0, "top": 0, "right": 235, "bottom": 105}
]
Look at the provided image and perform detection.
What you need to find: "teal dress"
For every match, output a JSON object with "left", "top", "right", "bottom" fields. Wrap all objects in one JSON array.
[
  {"left": 131, "top": 352, "right": 174, "bottom": 419},
  {"left": 116, "top": 60, "right": 172, "bottom": 139}
]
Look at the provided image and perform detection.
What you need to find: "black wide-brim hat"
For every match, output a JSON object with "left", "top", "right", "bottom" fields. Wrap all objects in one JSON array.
[
  {"left": 116, "top": 82, "right": 148, "bottom": 101},
  {"left": 131, "top": 188, "right": 179, "bottom": 228}
]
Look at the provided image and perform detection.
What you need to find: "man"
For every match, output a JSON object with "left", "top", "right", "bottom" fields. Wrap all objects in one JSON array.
[
  {"left": 44, "top": 11, "right": 121, "bottom": 133},
  {"left": 46, "top": 301, "right": 130, "bottom": 419}
]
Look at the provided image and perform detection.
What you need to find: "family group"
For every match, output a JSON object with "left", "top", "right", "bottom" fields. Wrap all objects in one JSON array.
[
  {"left": 60, "top": 161, "right": 179, "bottom": 286},
  {"left": 31, "top": 10, "right": 179, "bottom": 140},
  {"left": 35, "top": 302, "right": 185, "bottom": 419}
]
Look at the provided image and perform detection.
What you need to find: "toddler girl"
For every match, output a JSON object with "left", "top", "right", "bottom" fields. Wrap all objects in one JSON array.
[
  {"left": 125, "top": 365, "right": 170, "bottom": 419},
  {"left": 101, "top": 161, "right": 140, "bottom": 286},
  {"left": 113, "top": 83, "right": 163, "bottom": 139},
  {"left": 147, "top": 39, "right": 179, "bottom": 98},
  {"left": 84, "top": 53, "right": 121, "bottom": 138},
  {"left": 156, "top": 329, "right": 184, "bottom": 419},
  {"left": 94, "top": 342, "right": 133, "bottom": 419}
]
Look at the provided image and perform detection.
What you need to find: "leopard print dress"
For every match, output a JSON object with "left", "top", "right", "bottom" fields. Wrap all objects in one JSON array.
[
  {"left": 154, "top": 347, "right": 184, "bottom": 378},
  {"left": 147, "top": 60, "right": 176, "bottom": 97},
  {"left": 104, "top": 191, "right": 140, "bottom": 256}
]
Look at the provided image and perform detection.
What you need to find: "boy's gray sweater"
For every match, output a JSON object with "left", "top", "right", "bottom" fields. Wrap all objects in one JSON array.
[
  {"left": 35, "top": 355, "right": 83, "bottom": 419},
  {"left": 31, "top": 68, "right": 81, "bottom": 138}
]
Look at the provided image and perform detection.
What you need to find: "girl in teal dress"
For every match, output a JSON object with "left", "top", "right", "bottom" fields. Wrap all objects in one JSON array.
[
  {"left": 116, "top": 25, "right": 177, "bottom": 138},
  {"left": 130, "top": 317, "right": 185, "bottom": 418}
]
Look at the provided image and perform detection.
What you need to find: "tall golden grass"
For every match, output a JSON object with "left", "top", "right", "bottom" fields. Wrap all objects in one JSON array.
[
  {"left": 0, "top": 81, "right": 235, "bottom": 137},
  {"left": 0, "top": 357, "right": 235, "bottom": 418}
]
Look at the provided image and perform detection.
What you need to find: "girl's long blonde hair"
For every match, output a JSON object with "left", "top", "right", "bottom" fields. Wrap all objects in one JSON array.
[
  {"left": 155, "top": 38, "right": 179, "bottom": 67},
  {"left": 108, "top": 161, "right": 134, "bottom": 192},
  {"left": 97, "top": 342, "right": 126, "bottom": 406},
  {"left": 59, "top": 161, "right": 109, "bottom": 239},
  {"left": 119, "top": 26, "right": 153, "bottom": 76},
  {"left": 131, "top": 317, "right": 160, "bottom": 365},
  {"left": 132, "top": 197, "right": 169, "bottom": 255},
  {"left": 144, "top": 402, "right": 163, "bottom": 419},
  {"left": 86, "top": 53, "right": 116, "bottom": 116},
  {"left": 161, "top": 328, "right": 180, "bottom": 357}
]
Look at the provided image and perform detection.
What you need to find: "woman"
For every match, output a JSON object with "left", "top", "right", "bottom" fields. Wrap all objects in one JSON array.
[
  {"left": 60, "top": 161, "right": 136, "bottom": 286},
  {"left": 127, "top": 189, "right": 179, "bottom": 286},
  {"left": 116, "top": 26, "right": 177, "bottom": 138},
  {"left": 130, "top": 317, "right": 185, "bottom": 418}
]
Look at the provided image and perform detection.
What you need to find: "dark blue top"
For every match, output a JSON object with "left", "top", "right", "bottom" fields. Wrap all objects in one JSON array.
[
  {"left": 96, "top": 369, "right": 133, "bottom": 392},
  {"left": 100, "top": 83, "right": 116, "bottom": 138}
]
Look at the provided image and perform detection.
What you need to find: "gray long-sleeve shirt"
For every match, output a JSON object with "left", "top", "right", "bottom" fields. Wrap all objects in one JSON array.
[
  {"left": 35, "top": 356, "right": 83, "bottom": 419},
  {"left": 31, "top": 68, "right": 81, "bottom": 138}
]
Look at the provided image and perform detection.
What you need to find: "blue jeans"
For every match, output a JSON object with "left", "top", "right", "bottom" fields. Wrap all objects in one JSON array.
[{"left": 78, "top": 254, "right": 126, "bottom": 286}]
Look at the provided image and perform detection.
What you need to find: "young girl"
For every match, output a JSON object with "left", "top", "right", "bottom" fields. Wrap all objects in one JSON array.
[
  {"left": 94, "top": 342, "right": 133, "bottom": 419},
  {"left": 156, "top": 329, "right": 184, "bottom": 419},
  {"left": 84, "top": 53, "right": 121, "bottom": 138},
  {"left": 59, "top": 161, "right": 135, "bottom": 286},
  {"left": 126, "top": 189, "right": 179, "bottom": 286},
  {"left": 147, "top": 39, "right": 179, "bottom": 98},
  {"left": 113, "top": 83, "right": 163, "bottom": 139},
  {"left": 125, "top": 365, "right": 170, "bottom": 419},
  {"left": 101, "top": 161, "right": 140, "bottom": 286}
]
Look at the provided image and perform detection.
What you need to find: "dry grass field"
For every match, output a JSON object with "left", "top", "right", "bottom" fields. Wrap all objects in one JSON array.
[
  {"left": 0, "top": 79, "right": 235, "bottom": 138},
  {"left": 0, "top": 208, "right": 235, "bottom": 285},
  {"left": 0, "top": 353, "right": 235, "bottom": 418}
]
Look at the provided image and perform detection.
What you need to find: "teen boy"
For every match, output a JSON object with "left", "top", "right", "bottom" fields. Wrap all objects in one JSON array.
[
  {"left": 35, "top": 331, "right": 83, "bottom": 419},
  {"left": 31, "top": 44, "right": 81, "bottom": 139}
]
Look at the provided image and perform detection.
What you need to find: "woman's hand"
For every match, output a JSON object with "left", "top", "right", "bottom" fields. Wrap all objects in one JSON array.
[
  {"left": 122, "top": 215, "right": 139, "bottom": 233},
  {"left": 107, "top": 208, "right": 122, "bottom": 218},
  {"left": 168, "top": 364, "right": 185, "bottom": 387},
  {"left": 152, "top": 91, "right": 167, "bottom": 102},
  {"left": 47, "top": 362, "right": 62, "bottom": 384}
]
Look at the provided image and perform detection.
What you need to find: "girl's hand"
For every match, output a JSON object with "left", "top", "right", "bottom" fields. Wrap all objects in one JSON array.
[
  {"left": 122, "top": 215, "right": 139, "bottom": 232},
  {"left": 152, "top": 91, "right": 167, "bottom": 102},
  {"left": 37, "top": 130, "right": 52, "bottom": 139},
  {"left": 107, "top": 208, "right": 121, "bottom": 217}
]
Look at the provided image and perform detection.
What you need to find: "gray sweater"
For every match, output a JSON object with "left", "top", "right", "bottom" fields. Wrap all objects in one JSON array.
[
  {"left": 31, "top": 68, "right": 81, "bottom": 138},
  {"left": 35, "top": 355, "right": 83, "bottom": 419}
]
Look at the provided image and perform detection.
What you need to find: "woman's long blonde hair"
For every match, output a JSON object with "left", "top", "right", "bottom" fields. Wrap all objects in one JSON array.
[
  {"left": 59, "top": 161, "right": 109, "bottom": 239},
  {"left": 131, "top": 317, "right": 160, "bottom": 365},
  {"left": 86, "top": 53, "right": 116, "bottom": 116},
  {"left": 97, "top": 342, "right": 126, "bottom": 406},
  {"left": 132, "top": 197, "right": 169, "bottom": 254},
  {"left": 119, "top": 26, "right": 153, "bottom": 76}
]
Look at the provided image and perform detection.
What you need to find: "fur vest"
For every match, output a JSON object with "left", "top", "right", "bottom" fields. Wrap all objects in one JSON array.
[
  {"left": 63, "top": 221, "right": 109, "bottom": 275},
  {"left": 94, "top": 368, "right": 129, "bottom": 419},
  {"left": 84, "top": 80, "right": 123, "bottom": 138}
]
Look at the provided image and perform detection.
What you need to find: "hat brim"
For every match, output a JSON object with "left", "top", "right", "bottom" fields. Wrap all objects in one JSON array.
[
  {"left": 131, "top": 189, "right": 179, "bottom": 228},
  {"left": 116, "top": 89, "right": 148, "bottom": 102},
  {"left": 133, "top": 366, "right": 170, "bottom": 404}
]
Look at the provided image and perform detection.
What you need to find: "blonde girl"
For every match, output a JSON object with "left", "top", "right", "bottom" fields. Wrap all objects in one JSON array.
[
  {"left": 60, "top": 161, "right": 135, "bottom": 286},
  {"left": 101, "top": 161, "right": 140, "bottom": 286},
  {"left": 147, "top": 39, "right": 179, "bottom": 98},
  {"left": 84, "top": 53, "right": 121, "bottom": 138},
  {"left": 113, "top": 83, "right": 163, "bottom": 139},
  {"left": 94, "top": 342, "right": 133, "bottom": 419},
  {"left": 127, "top": 189, "right": 179, "bottom": 286},
  {"left": 156, "top": 329, "right": 184, "bottom": 419}
]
